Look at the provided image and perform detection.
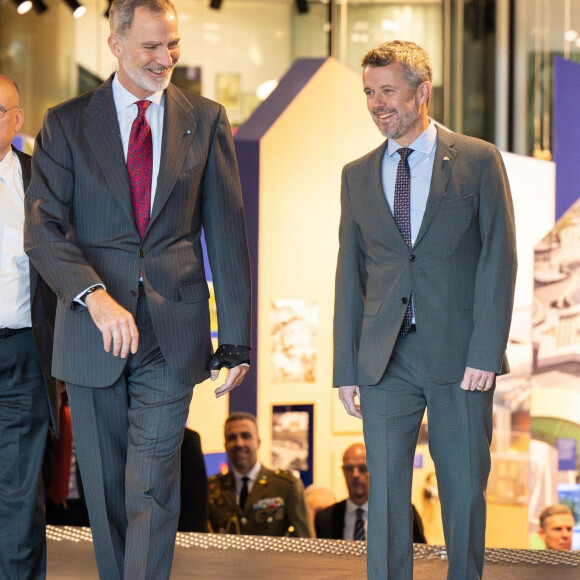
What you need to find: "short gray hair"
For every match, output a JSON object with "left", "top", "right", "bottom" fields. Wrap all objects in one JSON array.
[
  {"left": 109, "top": 0, "right": 177, "bottom": 38},
  {"left": 361, "top": 40, "right": 432, "bottom": 91}
]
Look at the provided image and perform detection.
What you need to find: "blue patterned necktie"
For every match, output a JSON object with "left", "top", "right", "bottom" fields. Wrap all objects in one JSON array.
[
  {"left": 393, "top": 147, "right": 414, "bottom": 337},
  {"left": 354, "top": 507, "right": 365, "bottom": 541}
]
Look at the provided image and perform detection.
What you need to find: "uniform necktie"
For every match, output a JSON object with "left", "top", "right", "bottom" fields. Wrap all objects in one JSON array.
[
  {"left": 354, "top": 507, "right": 365, "bottom": 541},
  {"left": 393, "top": 147, "right": 414, "bottom": 337},
  {"left": 127, "top": 100, "right": 152, "bottom": 238},
  {"left": 239, "top": 476, "right": 249, "bottom": 510}
]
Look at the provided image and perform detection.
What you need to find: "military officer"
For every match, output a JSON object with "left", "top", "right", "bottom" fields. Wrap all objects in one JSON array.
[{"left": 208, "top": 412, "right": 312, "bottom": 537}]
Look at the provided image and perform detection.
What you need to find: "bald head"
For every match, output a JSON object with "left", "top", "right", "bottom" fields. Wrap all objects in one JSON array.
[
  {"left": 341, "top": 443, "right": 369, "bottom": 505},
  {"left": 0, "top": 75, "right": 24, "bottom": 160}
]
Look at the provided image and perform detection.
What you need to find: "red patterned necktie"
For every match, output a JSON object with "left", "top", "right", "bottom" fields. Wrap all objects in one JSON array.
[
  {"left": 393, "top": 147, "right": 414, "bottom": 337},
  {"left": 127, "top": 100, "right": 152, "bottom": 238}
]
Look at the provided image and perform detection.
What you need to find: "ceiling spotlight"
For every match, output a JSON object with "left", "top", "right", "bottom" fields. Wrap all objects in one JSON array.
[
  {"left": 104, "top": 0, "right": 112, "bottom": 18},
  {"left": 209, "top": 0, "right": 223, "bottom": 9},
  {"left": 63, "top": 0, "right": 87, "bottom": 18},
  {"left": 13, "top": 0, "right": 33, "bottom": 14},
  {"left": 295, "top": 0, "right": 308, "bottom": 14}
]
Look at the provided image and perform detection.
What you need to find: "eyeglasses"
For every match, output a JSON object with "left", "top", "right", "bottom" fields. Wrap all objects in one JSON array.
[
  {"left": 342, "top": 464, "right": 368, "bottom": 475},
  {"left": 0, "top": 105, "right": 19, "bottom": 120}
]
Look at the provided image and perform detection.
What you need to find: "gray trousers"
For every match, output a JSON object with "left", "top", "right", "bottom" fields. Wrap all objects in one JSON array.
[
  {"left": 67, "top": 296, "right": 193, "bottom": 580},
  {"left": 360, "top": 331, "right": 494, "bottom": 580}
]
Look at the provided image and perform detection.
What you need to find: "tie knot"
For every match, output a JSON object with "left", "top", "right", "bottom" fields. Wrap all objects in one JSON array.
[
  {"left": 356, "top": 507, "right": 364, "bottom": 517},
  {"left": 242, "top": 476, "right": 249, "bottom": 483},
  {"left": 135, "top": 100, "right": 151, "bottom": 117},
  {"left": 397, "top": 147, "right": 413, "bottom": 162}
]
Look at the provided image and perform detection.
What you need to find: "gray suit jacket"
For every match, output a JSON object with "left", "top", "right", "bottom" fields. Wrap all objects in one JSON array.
[
  {"left": 24, "top": 76, "right": 251, "bottom": 388},
  {"left": 333, "top": 127, "right": 517, "bottom": 387},
  {"left": 14, "top": 147, "right": 60, "bottom": 433}
]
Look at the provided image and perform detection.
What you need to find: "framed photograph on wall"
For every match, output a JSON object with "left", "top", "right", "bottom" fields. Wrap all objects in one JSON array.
[
  {"left": 271, "top": 404, "right": 313, "bottom": 487},
  {"left": 216, "top": 73, "right": 241, "bottom": 112}
]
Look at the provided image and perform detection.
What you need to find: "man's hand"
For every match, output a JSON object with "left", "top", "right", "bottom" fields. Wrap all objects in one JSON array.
[
  {"left": 85, "top": 289, "right": 139, "bottom": 358},
  {"left": 460, "top": 367, "right": 495, "bottom": 392},
  {"left": 212, "top": 364, "right": 249, "bottom": 398},
  {"left": 338, "top": 385, "right": 362, "bottom": 419}
]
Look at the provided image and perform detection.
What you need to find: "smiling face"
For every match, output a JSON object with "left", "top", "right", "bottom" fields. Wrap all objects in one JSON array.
[
  {"left": 363, "top": 62, "right": 431, "bottom": 147},
  {"left": 108, "top": 6, "right": 180, "bottom": 99},
  {"left": 224, "top": 419, "right": 261, "bottom": 475}
]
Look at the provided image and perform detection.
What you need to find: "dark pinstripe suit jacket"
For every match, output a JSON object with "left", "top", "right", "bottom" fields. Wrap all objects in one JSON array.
[
  {"left": 24, "top": 76, "right": 251, "bottom": 388},
  {"left": 14, "top": 146, "right": 60, "bottom": 433}
]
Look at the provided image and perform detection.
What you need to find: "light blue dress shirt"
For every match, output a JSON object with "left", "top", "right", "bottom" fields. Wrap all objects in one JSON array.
[{"left": 381, "top": 121, "right": 437, "bottom": 246}]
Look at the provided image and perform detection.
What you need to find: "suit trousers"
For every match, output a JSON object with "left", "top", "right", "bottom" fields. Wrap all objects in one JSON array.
[
  {"left": 67, "top": 296, "right": 194, "bottom": 580},
  {"left": 0, "top": 328, "right": 49, "bottom": 580},
  {"left": 360, "top": 331, "right": 493, "bottom": 580}
]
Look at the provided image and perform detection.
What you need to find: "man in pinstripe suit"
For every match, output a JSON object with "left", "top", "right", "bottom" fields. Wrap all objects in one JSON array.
[{"left": 24, "top": 1, "right": 251, "bottom": 578}]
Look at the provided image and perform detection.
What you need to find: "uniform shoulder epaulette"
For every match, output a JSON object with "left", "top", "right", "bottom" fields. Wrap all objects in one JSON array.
[{"left": 272, "top": 469, "right": 298, "bottom": 483}]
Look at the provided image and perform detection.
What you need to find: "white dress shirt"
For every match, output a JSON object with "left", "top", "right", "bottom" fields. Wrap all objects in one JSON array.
[
  {"left": 232, "top": 461, "right": 262, "bottom": 505},
  {"left": 0, "top": 149, "right": 31, "bottom": 328},
  {"left": 343, "top": 499, "right": 368, "bottom": 540}
]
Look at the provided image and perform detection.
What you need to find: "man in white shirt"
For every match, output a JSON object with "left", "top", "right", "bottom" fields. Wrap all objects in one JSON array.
[{"left": 0, "top": 74, "right": 59, "bottom": 580}]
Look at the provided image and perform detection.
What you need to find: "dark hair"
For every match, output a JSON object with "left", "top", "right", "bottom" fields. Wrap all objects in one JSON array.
[
  {"left": 225, "top": 412, "right": 258, "bottom": 431},
  {"left": 361, "top": 40, "right": 432, "bottom": 92},
  {"left": 109, "top": 0, "right": 177, "bottom": 38}
]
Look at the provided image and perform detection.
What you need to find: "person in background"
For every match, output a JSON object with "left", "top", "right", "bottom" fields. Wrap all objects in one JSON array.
[
  {"left": 333, "top": 40, "right": 517, "bottom": 579},
  {"left": 304, "top": 483, "right": 336, "bottom": 531},
  {"left": 0, "top": 74, "right": 59, "bottom": 580},
  {"left": 208, "top": 412, "right": 312, "bottom": 537},
  {"left": 537, "top": 504, "right": 576, "bottom": 551},
  {"left": 315, "top": 443, "right": 426, "bottom": 543},
  {"left": 23, "top": 0, "right": 251, "bottom": 577}
]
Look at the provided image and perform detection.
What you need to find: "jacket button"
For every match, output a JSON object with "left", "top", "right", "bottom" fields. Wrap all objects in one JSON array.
[
  {"left": 409, "top": 254, "right": 417, "bottom": 262},
  {"left": 138, "top": 250, "right": 146, "bottom": 258},
  {"left": 130, "top": 290, "right": 137, "bottom": 297},
  {"left": 401, "top": 297, "right": 408, "bottom": 304}
]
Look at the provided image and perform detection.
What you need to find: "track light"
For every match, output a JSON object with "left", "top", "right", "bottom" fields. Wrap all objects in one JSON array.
[
  {"left": 295, "top": 0, "right": 308, "bottom": 14},
  {"left": 63, "top": 0, "right": 87, "bottom": 18},
  {"left": 104, "top": 0, "right": 113, "bottom": 18},
  {"left": 13, "top": 0, "right": 33, "bottom": 14},
  {"left": 31, "top": 0, "right": 48, "bottom": 14},
  {"left": 209, "top": 0, "right": 222, "bottom": 9}
]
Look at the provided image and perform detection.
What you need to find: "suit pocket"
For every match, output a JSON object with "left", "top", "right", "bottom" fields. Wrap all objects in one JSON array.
[
  {"left": 177, "top": 281, "right": 210, "bottom": 304},
  {"left": 439, "top": 193, "right": 474, "bottom": 210},
  {"left": 363, "top": 299, "right": 383, "bottom": 316}
]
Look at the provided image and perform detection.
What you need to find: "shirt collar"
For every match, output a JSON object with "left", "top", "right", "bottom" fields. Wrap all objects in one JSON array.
[
  {"left": 112, "top": 72, "right": 164, "bottom": 112},
  {"left": 0, "top": 148, "right": 15, "bottom": 182},
  {"left": 345, "top": 498, "right": 368, "bottom": 514},
  {"left": 232, "top": 461, "right": 262, "bottom": 485},
  {"left": 387, "top": 120, "right": 437, "bottom": 158}
]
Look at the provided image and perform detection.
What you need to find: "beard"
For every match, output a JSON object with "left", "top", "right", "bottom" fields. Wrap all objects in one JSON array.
[{"left": 123, "top": 57, "right": 175, "bottom": 94}]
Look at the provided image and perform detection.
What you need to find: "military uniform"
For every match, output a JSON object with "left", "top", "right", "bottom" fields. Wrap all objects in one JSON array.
[{"left": 208, "top": 464, "right": 312, "bottom": 537}]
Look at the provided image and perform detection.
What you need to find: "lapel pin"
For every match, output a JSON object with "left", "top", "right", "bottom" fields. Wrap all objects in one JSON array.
[{"left": 183, "top": 129, "right": 191, "bottom": 137}]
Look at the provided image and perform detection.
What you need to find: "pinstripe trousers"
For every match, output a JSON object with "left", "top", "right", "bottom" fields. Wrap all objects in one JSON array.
[{"left": 67, "top": 296, "right": 193, "bottom": 580}]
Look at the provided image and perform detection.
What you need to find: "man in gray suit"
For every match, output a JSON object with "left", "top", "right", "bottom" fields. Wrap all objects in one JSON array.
[
  {"left": 24, "top": 1, "right": 251, "bottom": 578},
  {"left": 334, "top": 41, "right": 517, "bottom": 579},
  {"left": 0, "top": 75, "right": 59, "bottom": 579}
]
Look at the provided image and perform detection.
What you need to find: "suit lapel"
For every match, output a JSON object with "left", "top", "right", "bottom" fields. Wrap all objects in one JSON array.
[
  {"left": 83, "top": 75, "right": 135, "bottom": 228},
  {"left": 413, "top": 127, "right": 456, "bottom": 248},
  {"left": 148, "top": 83, "right": 198, "bottom": 230}
]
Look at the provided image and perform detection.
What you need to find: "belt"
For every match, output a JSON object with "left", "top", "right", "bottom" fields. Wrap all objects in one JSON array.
[
  {"left": 409, "top": 324, "right": 417, "bottom": 332},
  {"left": 138, "top": 284, "right": 146, "bottom": 297},
  {"left": 0, "top": 327, "right": 31, "bottom": 339}
]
